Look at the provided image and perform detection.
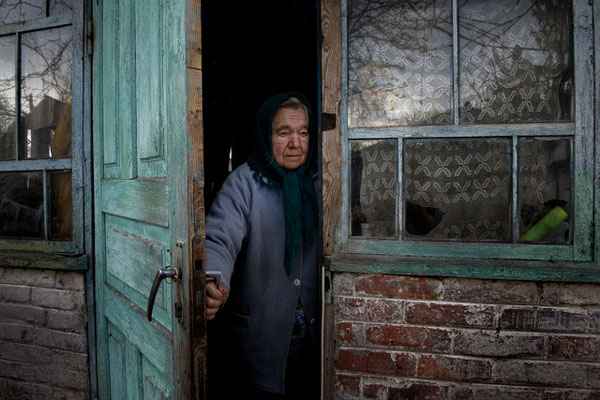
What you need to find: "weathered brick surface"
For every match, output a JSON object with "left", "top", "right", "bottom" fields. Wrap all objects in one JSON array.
[
  {"left": 443, "top": 278, "right": 538, "bottom": 304},
  {"left": 454, "top": 331, "right": 545, "bottom": 357},
  {"left": 499, "top": 307, "right": 587, "bottom": 333},
  {"left": 0, "top": 268, "right": 89, "bottom": 399},
  {"left": 335, "top": 296, "right": 402, "bottom": 323},
  {"left": 332, "top": 272, "right": 600, "bottom": 397},
  {"left": 0, "top": 284, "right": 31, "bottom": 303},
  {"left": 334, "top": 374, "right": 360, "bottom": 399}
]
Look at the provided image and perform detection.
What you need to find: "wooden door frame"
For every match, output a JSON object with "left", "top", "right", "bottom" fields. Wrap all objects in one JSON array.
[{"left": 321, "top": 0, "right": 342, "bottom": 399}]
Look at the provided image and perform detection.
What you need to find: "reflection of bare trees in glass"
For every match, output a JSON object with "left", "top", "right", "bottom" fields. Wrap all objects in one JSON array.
[
  {"left": 459, "top": 0, "right": 572, "bottom": 123},
  {"left": 19, "top": 26, "right": 72, "bottom": 158},
  {"left": 0, "top": 0, "right": 44, "bottom": 24},
  {"left": 348, "top": 0, "right": 572, "bottom": 127}
]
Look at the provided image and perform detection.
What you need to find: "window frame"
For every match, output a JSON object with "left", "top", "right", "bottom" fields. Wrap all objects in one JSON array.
[
  {"left": 323, "top": 0, "right": 599, "bottom": 279},
  {"left": 0, "top": 1, "right": 88, "bottom": 261}
]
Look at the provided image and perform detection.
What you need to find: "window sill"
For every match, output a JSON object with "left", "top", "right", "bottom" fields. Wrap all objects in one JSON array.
[
  {"left": 326, "top": 254, "right": 600, "bottom": 283},
  {"left": 0, "top": 251, "right": 88, "bottom": 271}
]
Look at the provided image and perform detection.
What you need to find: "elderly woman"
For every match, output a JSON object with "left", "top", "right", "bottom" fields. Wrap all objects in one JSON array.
[{"left": 205, "top": 92, "right": 319, "bottom": 399}]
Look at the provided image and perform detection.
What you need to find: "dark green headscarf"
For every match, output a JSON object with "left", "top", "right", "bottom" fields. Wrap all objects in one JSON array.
[{"left": 247, "top": 92, "right": 317, "bottom": 275}]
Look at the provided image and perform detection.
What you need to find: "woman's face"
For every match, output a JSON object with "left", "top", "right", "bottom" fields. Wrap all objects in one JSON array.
[{"left": 271, "top": 107, "right": 310, "bottom": 170}]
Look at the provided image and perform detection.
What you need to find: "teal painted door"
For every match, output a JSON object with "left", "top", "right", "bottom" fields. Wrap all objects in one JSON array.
[{"left": 92, "top": 0, "right": 203, "bottom": 398}]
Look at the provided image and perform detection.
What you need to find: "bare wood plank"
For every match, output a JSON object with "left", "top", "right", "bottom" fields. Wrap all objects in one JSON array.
[
  {"left": 321, "top": 0, "right": 343, "bottom": 258},
  {"left": 101, "top": 179, "right": 168, "bottom": 227}
]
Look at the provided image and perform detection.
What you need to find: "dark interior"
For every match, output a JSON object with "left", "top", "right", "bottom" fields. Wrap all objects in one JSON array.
[
  {"left": 202, "top": 0, "right": 319, "bottom": 210},
  {"left": 201, "top": 1, "right": 319, "bottom": 396}
]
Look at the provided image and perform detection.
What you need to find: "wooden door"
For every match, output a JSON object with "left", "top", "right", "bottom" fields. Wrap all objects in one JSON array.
[{"left": 92, "top": 0, "right": 205, "bottom": 398}]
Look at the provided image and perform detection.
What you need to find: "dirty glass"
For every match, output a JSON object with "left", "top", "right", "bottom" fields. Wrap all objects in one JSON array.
[
  {"left": 0, "top": 0, "right": 45, "bottom": 24},
  {"left": 0, "top": 171, "right": 44, "bottom": 238},
  {"left": 348, "top": 0, "right": 453, "bottom": 127},
  {"left": 519, "top": 138, "right": 571, "bottom": 244},
  {"left": 404, "top": 138, "right": 511, "bottom": 241},
  {"left": 351, "top": 140, "right": 397, "bottom": 238},
  {"left": 459, "top": 0, "right": 573, "bottom": 124},
  {"left": 50, "top": 170, "right": 71, "bottom": 239},
  {"left": 0, "top": 34, "right": 15, "bottom": 160},
  {"left": 20, "top": 26, "right": 72, "bottom": 159},
  {"left": 49, "top": 0, "right": 74, "bottom": 16}
]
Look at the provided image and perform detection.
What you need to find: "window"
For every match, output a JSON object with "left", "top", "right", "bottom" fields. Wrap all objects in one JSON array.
[
  {"left": 341, "top": 0, "right": 595, "bottom": 263},
  {"left": 0, "top": 0, "right": 86, "bottom": 255}
]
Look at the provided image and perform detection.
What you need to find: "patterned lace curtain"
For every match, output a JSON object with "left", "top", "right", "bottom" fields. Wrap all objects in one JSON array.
[{"left": 349, "top": 0, "right": 572, "bottom": 243}]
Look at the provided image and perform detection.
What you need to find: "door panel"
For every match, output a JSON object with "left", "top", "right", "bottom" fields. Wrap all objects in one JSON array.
[{"left": 93, "top": 0, "right": 197, "bottom": 398}]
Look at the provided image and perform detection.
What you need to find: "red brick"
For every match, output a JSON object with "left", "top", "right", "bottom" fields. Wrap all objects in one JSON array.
[
  {"left": 356, "top": 275, "right": 442, "bottom": 299},
  {"left": 499, "top": 308, "right": 587, "bottom": 333},
  {"left": 405, "top": 302, "right": 495, "bottom": 328},
  {"left": 454, "top": 331, "right": 545, "bottom": 357},
  {"left": 335, "top": 374, "right": 360, "bottom": 398},
  {"left": 443, "top": 278, "right": 538, "bottom": 304},
  {"left": 416, "top": 355, "right": 492, "bottom": 382},
  {"left": 336, "top": 349, "right": 416, "bottom": 376},
  {"left": 366, "top": 325, "right": 451, "bottom": 351},
  {"left": 363, "top": 383, "right": 386, "bottom": 399},
  {"left": 337, "top": 322, "right": 363, "bottom": 346},
  {"left": 548, "top": 336, "right": 600, "bottom": 361},
  {"left": 335, "top": 297, "right": 402, "bottom": 323}
]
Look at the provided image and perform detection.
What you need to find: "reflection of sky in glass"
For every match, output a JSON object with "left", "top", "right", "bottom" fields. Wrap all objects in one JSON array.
[
  {"left": 459, "top": 0, "right": 572, "bottom": 123},
  {"left": 0, "top": 34, "right": 15, "bottom": 159},
  {"left": 0, "top": 0, "right": 45, "bottom": 24},
  {"left": 21, "top": 26, "right": 72, "bottom": 114}
]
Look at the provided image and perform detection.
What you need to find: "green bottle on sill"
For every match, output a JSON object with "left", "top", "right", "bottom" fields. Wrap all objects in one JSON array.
[{"left": 521, "top": 206, "right": 568, "bottom": 242}]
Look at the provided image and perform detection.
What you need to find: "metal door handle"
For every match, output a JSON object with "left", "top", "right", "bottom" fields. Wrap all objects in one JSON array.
[{"left": 147, "top": 268, "right": 178, "bottom": 321}]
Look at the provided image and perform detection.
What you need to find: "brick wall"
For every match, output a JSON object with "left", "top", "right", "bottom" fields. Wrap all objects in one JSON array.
[
  {"left": 332, "top": 272, "right": 600, "bottom": 399},
  {"left": 0, "top": 267, "right": 90, "bottom": 400}
]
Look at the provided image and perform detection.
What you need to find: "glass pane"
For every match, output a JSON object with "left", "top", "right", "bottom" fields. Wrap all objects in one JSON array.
[
  {"left": 519, "top": 138, "right": 571, "bottom": 244},
  {"left": 49, "top": 0, "right": 73, "bottom": 16},
  {"left": 348, "top": 0, "right": 453, "bottom": 127},
  {"left": 459, "top": 0, "right": 573, "bottom": 124},
  {"left": 0, "top": 0, "right": 45, "bottom": 24},
  {"left": 404, "top": 138, "right": 511, "bottom": 242},
  {"left": 50, "top": 170, "right": 71, "bottom": 240},
  {"left": 20, "top": 26, "right": 72, "bottom": 159},
  {"left": 0, "top": 34, "right": 15, "bottom": 160},
  {"left": 0, "top": 171, "right": 43, "bottom": 238},
  {"left": 351, "top": 140, "right": 397, "bottom": 238}
]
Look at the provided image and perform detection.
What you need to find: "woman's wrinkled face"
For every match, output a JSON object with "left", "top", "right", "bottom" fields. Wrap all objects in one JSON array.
[{"left": 271, "top": 107, "right": 310, "bottom": 170}]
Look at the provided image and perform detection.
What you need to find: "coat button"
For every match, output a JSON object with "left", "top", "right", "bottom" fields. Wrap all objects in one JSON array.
[{"left": 293, "top": 279, "right": 301, "bottom": 287}]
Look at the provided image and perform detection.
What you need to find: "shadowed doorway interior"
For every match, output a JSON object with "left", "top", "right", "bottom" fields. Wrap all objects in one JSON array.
[{"left": 201, "top": 1, "right": 319, "bottom": 396}]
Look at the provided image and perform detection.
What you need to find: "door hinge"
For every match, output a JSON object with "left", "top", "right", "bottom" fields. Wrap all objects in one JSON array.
[{"left": 86, "top": 18, "right": 94, "bottom": 56}]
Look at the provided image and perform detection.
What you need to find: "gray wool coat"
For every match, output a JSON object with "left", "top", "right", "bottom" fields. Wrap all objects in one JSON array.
[{"left": 205, "top": 162, "right": 319, "bottom": 393}]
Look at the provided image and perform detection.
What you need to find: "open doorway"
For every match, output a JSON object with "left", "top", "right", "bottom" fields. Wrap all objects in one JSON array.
[
  {"left": 202, "top": 1, "right": 319, "bottom": 210},
  {"left": 201, "top": 1, "right": 320, "bottom": 396}
]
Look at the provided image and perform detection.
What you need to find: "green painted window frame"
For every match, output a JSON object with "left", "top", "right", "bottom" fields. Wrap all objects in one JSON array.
[
  {"left": 334, "top": 0, "right": 599, "bottom": 280},
  {"left": 0, "top": 1, "right": 90, "bottom": 269}
]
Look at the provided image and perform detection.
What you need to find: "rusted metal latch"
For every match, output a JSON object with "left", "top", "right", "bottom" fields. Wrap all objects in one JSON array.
[{"left": 147, "top": 267, "right": 180, "bottom": 321}]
